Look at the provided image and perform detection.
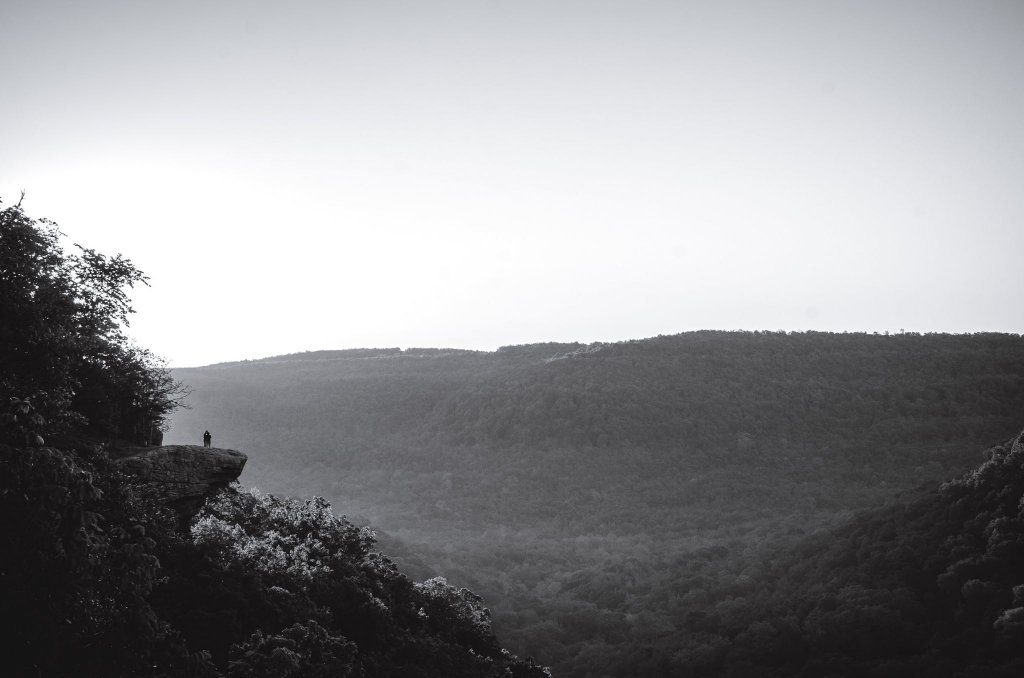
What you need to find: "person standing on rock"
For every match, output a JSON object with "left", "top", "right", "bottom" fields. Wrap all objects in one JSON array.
[{"left": 203, "top": 430, "right": 212, "bottom": 448}]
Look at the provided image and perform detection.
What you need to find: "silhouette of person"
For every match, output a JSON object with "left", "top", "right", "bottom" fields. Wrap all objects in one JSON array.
[{"left": 203, "top": 430, "right": 211, "bottom": 448}]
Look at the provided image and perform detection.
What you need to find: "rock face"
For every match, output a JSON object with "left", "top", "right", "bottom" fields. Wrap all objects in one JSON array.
[{"left": 115, "top": 445, "right": 247, "bottom": 523}]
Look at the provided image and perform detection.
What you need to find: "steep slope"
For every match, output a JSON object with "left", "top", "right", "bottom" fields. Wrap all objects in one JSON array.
[
  {"left": 0, "top": 442, "right": 549, "bottom": 677},
  {"left": 652, "top": 429, "right": 1024, "bottom": 677},
  {"left": 115, "top": 445, "right": 247, "bottom": 522}
]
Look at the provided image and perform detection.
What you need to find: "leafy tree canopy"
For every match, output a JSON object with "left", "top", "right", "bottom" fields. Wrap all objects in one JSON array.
[{"left": 0, "top": 196, "right": 187, "bottom": 446}]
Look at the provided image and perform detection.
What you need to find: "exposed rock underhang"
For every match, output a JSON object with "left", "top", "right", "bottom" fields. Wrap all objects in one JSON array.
[{"left": 115, "top": 445, "right": 247, "bottom": 524}]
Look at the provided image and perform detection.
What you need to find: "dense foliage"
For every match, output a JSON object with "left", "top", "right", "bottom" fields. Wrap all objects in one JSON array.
[
  {"left": 170, "top": 334, "right": 1024, "bottom": 675},
  {"left": 0, "top": 443, "right": 548, "bottom": 676},
  {"left": 0, "top": 197, "right": 184, "bottom": 446},
  {"left": 657, "top": 429, "right": 1024, "bottom": 677},
  {"left": 0, "top": 201, "right": 544, "bottom": 677},
  {"left": 161, "top": 484, "right": 549, "bottom": 677},
  {"left": 0, "top": 442, "right": 210, "bottom": 676}
]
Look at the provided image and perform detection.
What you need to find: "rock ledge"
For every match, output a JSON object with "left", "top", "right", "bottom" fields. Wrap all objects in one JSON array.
[{"left": 115, "top": 445, "right": 247, "bottom": 522}]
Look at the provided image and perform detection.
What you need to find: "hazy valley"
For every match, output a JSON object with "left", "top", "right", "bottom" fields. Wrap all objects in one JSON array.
[
  {"left": 169, "top": 331, "right": 1024, "bottom": 676},
  {"left": 8, "top": 1, "right": 1024, "bottom": 674}
]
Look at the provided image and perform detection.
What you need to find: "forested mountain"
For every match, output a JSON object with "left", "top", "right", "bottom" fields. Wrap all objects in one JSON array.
[{"left": 169, "top": 332, "right": 1024, "bottom": 675}]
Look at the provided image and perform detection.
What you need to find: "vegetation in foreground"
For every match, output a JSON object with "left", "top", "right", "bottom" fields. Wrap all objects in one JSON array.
[
  {"left": 0, "top": 198, "right": 546, "bottom": 677},
  {"left": 0, "top": 442, "right": 548, "bottom": 677}
]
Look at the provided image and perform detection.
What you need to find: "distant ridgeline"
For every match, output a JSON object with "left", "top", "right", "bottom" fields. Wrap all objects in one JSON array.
[
  {"left": 178, "top": 331, "right": 1024, "bottom": 460},
  {"left": 169, "top": 331, "right": 1024, "bottom": 677}
]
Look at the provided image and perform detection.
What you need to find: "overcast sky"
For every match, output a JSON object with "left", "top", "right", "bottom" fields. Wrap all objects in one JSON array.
[{"left": 3, "top": 0, "right": 1022, "bottom": 367}]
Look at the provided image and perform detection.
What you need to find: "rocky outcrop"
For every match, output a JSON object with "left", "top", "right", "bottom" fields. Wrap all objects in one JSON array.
[{"left": 115, "top": 445, "right": 247, "bottom": 523}]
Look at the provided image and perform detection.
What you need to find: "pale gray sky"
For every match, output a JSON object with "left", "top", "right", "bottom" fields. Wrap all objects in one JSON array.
[{"left": 3, "top": 0, "right": 1022, "bottom": 366}]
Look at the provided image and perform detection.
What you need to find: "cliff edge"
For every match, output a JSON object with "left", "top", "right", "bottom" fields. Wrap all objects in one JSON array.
[{"left": 115, "top": 445, "right": 247, "bottom": 522}]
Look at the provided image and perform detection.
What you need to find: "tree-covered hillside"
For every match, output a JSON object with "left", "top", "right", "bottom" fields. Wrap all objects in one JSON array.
[
  {"left": 169, "top": 332, "right": 1024, "bottom": 675},
  {"left": 657, "top": 428, "right": 1024, "bottom": 677},
  {"left": 0, "top": 199, "right": 545, "bottom": 677},
  {"left": 0, "top": 443, "right": 549, "bottom": 677}
]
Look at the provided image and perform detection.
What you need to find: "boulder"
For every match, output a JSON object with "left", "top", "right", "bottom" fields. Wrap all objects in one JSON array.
[{"left": 115, "top": 444, "right": 247, "bottom": 524}]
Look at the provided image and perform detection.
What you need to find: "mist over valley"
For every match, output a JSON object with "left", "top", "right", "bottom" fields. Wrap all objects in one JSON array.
[{"left": 169, "top": 331, "right": 1024, "bottom": 676}]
